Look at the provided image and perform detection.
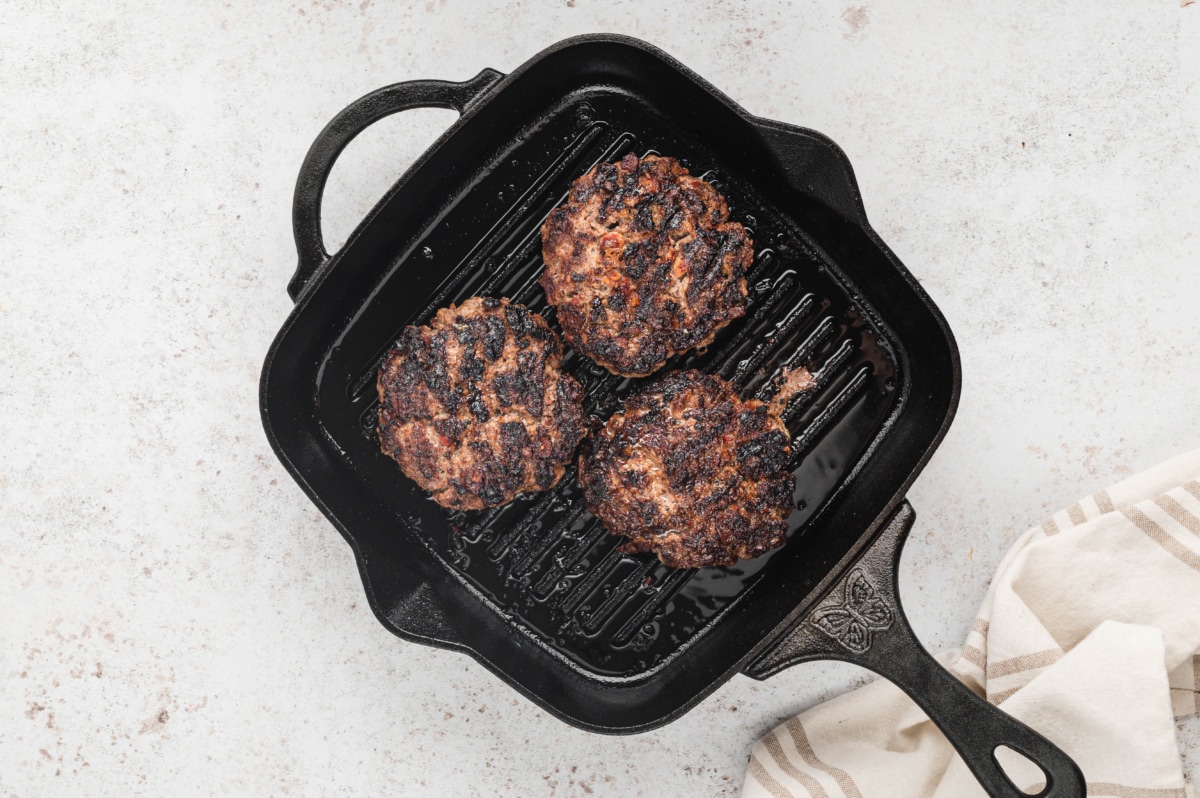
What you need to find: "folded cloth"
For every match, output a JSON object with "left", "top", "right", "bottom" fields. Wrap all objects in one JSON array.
[{"left": 743, "top": 449, "right": 1200, "bottom": 798}]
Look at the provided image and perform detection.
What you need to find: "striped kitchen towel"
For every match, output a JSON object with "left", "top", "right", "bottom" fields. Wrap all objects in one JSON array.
[{"left": 743, "top": 449, "right": 1200, "bottom": 798}]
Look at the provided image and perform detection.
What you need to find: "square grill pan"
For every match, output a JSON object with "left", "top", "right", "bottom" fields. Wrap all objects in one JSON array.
[{"left": 261, "top": 34, "right": 1084, "bottom": 798}]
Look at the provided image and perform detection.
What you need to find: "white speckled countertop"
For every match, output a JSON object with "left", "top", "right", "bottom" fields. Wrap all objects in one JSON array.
[{"left": 2, "top": 1, "right": 1197, "bottom": 795}]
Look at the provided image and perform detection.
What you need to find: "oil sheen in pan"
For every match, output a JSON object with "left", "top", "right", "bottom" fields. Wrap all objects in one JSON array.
[{"left": 349, "top": 122, "right": 898, "bottom": 677}]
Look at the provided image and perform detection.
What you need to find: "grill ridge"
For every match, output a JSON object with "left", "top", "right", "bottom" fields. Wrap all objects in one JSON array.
[
  {"left": 556, "top": 545, "right": 624, "bottom": 614},
  {"left": 609, "top": 568, "right": 691, "bottom": 647},
  {"left": 532, "top": 522, "right": 609, "bottom": 600},
  {"left": 711, "top": 271, "right": 798, "bottom": 378},
  {"left": 787, "top": 365, "right": 872, "bottom": 461},
  {"left": 783, "top": 316, "right": 837, "bottom": 371},
  {"left": 486, "top": 488, "right": 563, "bottom": 560},
  {"left": 580, "top": 559, "right": 659, "bottom": 635},
  {"left": 776, "top": 336, "right": 862, "bottom": 430},
  {"left": 729, "top": 284, "right": 813, "bottom": 389},
  {"left": 507, "top": 499, "right": 589, "bottom": 579},
  {"left": 451, "top": 505, "right": 505, "bottom": 544}
]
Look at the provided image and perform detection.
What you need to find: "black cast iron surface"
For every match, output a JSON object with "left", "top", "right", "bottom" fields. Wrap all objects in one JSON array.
[{"left": 260, "top": 33, "right": 1084, "bottom": 798}]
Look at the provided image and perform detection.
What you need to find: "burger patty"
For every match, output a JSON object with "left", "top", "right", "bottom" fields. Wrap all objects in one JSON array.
[
  {"left": 540, "top": 154, "right": 753, "bottom": 377},
  {"left": 578, "top": 370, "right": 795, "bottom": 568},
  {"left": 377, "top": 297, "right": 586, "bottom": 511}
]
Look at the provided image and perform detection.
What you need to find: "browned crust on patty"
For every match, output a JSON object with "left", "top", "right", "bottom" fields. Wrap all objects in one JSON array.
[
  {"left": 377, "top": 297, "right": 585, "bottom": 511},
  {"left": 578, "top": 370, "right": 794, "bottom": 568},
  {"left": 540, "top": 154, "right": 753, "bottom": 377}
]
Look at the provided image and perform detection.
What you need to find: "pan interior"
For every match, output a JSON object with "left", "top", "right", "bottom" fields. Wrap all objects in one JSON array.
[{"left": 314, "top": 91, "right": 901, "bottom": 677}]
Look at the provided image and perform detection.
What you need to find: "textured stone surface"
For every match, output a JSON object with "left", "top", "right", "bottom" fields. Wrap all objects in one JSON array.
[{"left": 1, "top": 1, "right": 1196, "bottom": 795}]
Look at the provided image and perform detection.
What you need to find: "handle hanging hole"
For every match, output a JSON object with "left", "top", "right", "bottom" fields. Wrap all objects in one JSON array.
[{"left": 994, "top": 744, "right": 1051, "bottom": 795}]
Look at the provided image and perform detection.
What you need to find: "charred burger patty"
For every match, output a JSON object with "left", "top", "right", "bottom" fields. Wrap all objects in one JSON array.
[
  {"left": 578, "top": 370, "right": 795, "bottom": 568},
  {"left": 377, "top": 297, "right": 585, "bottom": 511},
  {"left": 540, "top": 154, "right": 753, "bottom": 377}
]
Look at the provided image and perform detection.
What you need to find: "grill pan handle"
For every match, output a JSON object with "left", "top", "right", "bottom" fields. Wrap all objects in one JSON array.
[
  {"left": 289, "top": 68, "right": 505, "bottom": 301},
  {"left": 745, "top": 502, "right": 1085, "bottom": 798}
]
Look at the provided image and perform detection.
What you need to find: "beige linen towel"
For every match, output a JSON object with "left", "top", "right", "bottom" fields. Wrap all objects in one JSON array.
[{"left": 743, "top": 449, "right": 1200, "bottom": 798}]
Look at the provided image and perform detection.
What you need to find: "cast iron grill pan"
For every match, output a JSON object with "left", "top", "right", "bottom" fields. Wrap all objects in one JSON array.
[{"left": 261, "top": 35, "right": 1084, "bottom": 798}]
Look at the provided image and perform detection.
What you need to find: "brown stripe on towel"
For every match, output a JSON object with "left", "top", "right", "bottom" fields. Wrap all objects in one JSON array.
[
  {"left": 748, "top": 753, "right": 795, "bottom": 798},
  {"left": 1120, "top": 506, "right": 1200, "bottom": 572},
  {"left": 1042, "top": 516, "right": 1062, "bottom": 536},
  {"left": 1087, "top": 783, "right": 1190, "bottom": 798},
  {"left": 988, "top": 685, "right": 1022, "bottom": 705},
  {"left": 1066, "top": 502, "right": 1087, "bottom": 526},
  {"left": 986, "top": 648, "right": 1062, "bottom": 680},
  {"left": 785, "top": 718, "right": 863, "bottom": 798},
  {"left": 1023, "top": 784, "right": 1187, "bottom": 798},
  {"left": 1153, "top": 495, "right": 1200, "bottom": 537},
  {"left": 1183, "top": 480, "right": 1200, "bottom": 503},
  {"left": 763, "top": 732, "right": 829, "bottom": 798},
  {"left": 971, "top": 618, "right": 990, "bottom": 638},
  {"left": 1195, "top": 654, "right": 1200, "bottom": 715},
  {"left": 1093, "top": 489, "right": 1116, "bottom": 513},
  {"left": 961, "top": 645, "right": 986, "bottom": 670}
]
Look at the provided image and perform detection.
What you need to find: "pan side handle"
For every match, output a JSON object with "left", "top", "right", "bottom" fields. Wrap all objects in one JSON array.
[
  {"left": 288, "top": 68, "right": 505, "bottom": 301},
  {"left": 744, "top": 503, "right": 1085, "bottom": 798}
]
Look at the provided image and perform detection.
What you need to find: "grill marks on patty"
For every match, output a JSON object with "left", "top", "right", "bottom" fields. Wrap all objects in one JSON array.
[
  {"left": 540, "top": 154, "right": 753, "bottom": 377},
  {"left": 578, "top": 370, "right": 795, "bottom": 568},
  {"left": 377, "top": 297, "right": 585, "bottom": 510}
]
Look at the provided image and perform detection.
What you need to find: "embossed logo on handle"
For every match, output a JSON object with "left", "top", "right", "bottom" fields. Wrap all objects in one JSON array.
[{"left": 809, "top": 569, "right": 894, "bottom": 654}]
